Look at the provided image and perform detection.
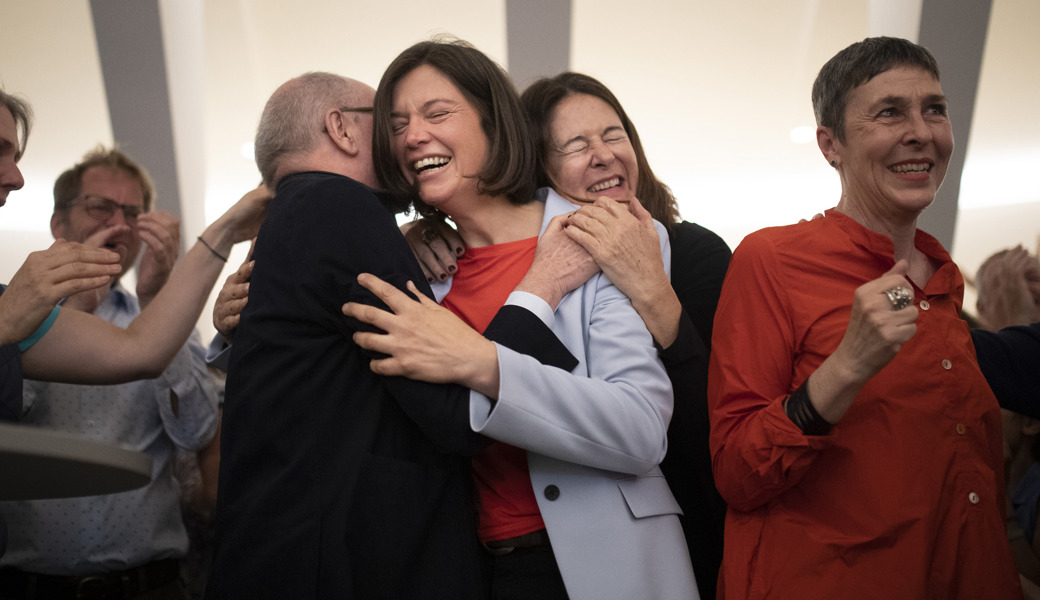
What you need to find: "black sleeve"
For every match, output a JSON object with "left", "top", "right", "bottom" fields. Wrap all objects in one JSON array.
[
  {"left": 0, "top": 343, "right": 22, "bottom": 423},
  {"left": 659, "top": 223, "right": 730, "bottom": 600},
  {"left": 0, "top": 285, "right": 23, "bottom": 423},
  {"left": 374, "top": 301, "right": 577, "bottom": 455},
  {"left": 657, "top": 308, "right": 705, "bottom": 369},
  {"left": 312, "top": 183, "right": 575, "bottom": 455},
  {"left": 972, "top": 323, "right": 1040, "bottom": 419},
  {"left": 484, "top": 305, "right": 578, "bottom": 372},
  {"left": 667, "top": 221, "right": 732, "bottom": 350}
]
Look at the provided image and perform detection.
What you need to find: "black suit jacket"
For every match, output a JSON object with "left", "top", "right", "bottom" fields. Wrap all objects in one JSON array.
[
  {"left": 206, "top": 172, "right": 575, "bottom": 600},
  {"left": 973, "top": 323, "right": 1040, "bottom": 419},
  {"left": 657, "top": 222, "right": 731, "bottom": 600}
]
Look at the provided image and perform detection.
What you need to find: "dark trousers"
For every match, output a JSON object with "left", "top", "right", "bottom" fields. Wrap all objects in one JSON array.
[{"left": 486, "top": 545, "right": 569, "bottom": 600}]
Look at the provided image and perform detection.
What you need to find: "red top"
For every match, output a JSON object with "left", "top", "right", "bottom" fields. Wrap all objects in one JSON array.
[
  {"left": 708, "top": 209, "right": 1020, "bottom": 600},
  {"left": 440, "top": 237, "right": 544, "bottom": 542}
]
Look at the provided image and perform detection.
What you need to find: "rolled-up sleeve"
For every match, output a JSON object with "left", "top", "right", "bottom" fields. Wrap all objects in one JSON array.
[{"left": 707, "top": 233, "right": 833, "bottom": 511}]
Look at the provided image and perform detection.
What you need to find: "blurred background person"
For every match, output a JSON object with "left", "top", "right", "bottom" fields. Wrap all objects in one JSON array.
[
  {"left": 976, "top": 245, "right": 1040, "bottom": 333},
  {"left": 0, "top": 87, "right": 268, "bottom": 389},
  {"left": 174, "top": 366, "right": 224, "bottom": 600},
  {"left": 0, "top": 87, "right": 268, "bottom": 597},
  {"left": 0, "top": 147, "right": 219, "bottom": 600},
  {"left": 976, "top": 245, "right": 1040, "bottom": 596}
]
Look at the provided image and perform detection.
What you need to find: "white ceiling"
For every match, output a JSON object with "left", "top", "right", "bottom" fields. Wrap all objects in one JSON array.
[{"left": 2, "top": 0, "right": 1038, "bottom": 339}]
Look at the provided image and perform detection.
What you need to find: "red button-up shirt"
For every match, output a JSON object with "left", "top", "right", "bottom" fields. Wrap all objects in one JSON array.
[{"left": 708, "top": 209, "right": 1020, "bottom": 599}]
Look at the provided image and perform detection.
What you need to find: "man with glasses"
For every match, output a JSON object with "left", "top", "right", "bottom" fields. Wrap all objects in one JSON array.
[
  {"left": 50, "top": 148, "right": 173, "bottom": 311},
  {"left": 0, "top": 147, "right": 219, "bottom": 600}
]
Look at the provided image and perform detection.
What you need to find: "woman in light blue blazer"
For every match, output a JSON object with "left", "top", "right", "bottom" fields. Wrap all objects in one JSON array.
[{"left": 348, "top": 38, "right": 698, "bottom": 600}]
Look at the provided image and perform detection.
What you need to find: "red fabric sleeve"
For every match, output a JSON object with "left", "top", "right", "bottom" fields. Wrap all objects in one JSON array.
[{"left": 707, "top": 231, "right": 833, "bottom": 511}]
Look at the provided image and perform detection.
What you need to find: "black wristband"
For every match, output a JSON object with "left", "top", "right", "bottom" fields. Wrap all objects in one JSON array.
[
  {"left": 197, "top": 235, "right": 228, "bottom": 262},
  {"left": 785, "top": 380, "right": 832, "bottom": 436}
]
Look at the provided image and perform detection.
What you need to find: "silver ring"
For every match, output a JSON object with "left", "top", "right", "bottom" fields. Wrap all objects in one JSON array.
[{"left": 882, "top": 286, "right": 913, "bottom": 310}]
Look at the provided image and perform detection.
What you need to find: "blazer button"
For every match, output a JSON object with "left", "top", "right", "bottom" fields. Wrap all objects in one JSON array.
[{"left": 544, "top": 485, "right": 560, "bottom": 501}]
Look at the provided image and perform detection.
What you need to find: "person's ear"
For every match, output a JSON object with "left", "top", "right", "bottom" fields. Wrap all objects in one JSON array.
[
  {"left": 817, "top": 126, "right": 841, "bottom": 169},
  {"left": 50, "top": 211, "right": 68, "bottom": 240},
  {"left": 324, "top": 109, "right": 361, "bottom": 157}
]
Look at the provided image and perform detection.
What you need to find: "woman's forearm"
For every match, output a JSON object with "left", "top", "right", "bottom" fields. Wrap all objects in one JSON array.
[
  {"left": 23, "top": 239, "right": 232, "bottom": 383},
  {"left": 22, "top": 187, "right": 269, "bottom": 384},
  {"left": 628, "top": 277, "right": 682, "bottom": 349},
  {"left": 799, "top": 352, "right": 870, "bottom": 426}
]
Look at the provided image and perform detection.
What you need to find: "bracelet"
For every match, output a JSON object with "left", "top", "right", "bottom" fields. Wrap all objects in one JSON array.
[
  {"left": 784, "top": 379, "right": 833, "bottom": 436},
  {"left": 197, "top": 235, "right": 228, "bottom": 262}
]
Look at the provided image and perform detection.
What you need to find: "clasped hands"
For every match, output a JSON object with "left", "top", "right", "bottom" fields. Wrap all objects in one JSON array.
[{"left": 404, "top": 195, "right": 657, "bottom": 297}]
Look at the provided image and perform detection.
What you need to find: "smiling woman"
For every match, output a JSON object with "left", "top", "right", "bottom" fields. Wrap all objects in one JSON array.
[
  {"left": 366, "top": 38, "right": 699, "bottom": 600},
  {"left": 389, "top": 64, "right": 492, "bottom": 214},
  {"left": 545, "top": 93, "right": 639, "bottom": 204},
  {"left": 821, "top": 66, "right": 953, "bottom": 233},
  {"left": 706, "top": 36, "right": 1021, "bottom": 600},
  {"left": 373, "top": 38, "right": 535, "bottom": 222},
  {"left": 520, "top": 71, "right": 731, "bottom": 600}
]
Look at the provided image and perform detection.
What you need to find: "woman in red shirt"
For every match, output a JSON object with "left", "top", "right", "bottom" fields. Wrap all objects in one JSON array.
[
  {"left": 708, "top": 36, "right": 1020, "bottom": 599},
  {"left": 364, "top": 37, "right": 697, "bottom": 600}
]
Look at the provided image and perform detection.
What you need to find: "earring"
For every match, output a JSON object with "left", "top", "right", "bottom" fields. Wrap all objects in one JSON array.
[{"left": 830, "top": 160, "right": 837, "bottom": 167}]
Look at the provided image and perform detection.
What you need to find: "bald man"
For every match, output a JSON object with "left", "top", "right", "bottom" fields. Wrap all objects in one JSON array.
[{"left": 206, "top": 73, "right": 576, "bottom": 599}]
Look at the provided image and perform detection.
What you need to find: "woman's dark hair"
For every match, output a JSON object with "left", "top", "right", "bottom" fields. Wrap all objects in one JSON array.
[
  {"left": 373, "top": 37, "right": 536, "bottom": 217},
  {"left": 812, "top": 36, "right": 941, "bottom": 143},
  {"left": 521, "top": 72, "right": 680, "bottom": 226}
]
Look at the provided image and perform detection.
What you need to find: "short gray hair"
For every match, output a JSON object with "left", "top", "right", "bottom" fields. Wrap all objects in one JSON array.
[
  {"left": 0, "top": 87, "right": 33, "bottom": 161},
  {"left": 812, "top": 37, "right": 940, "bottom": 143},
  {"left": 254, "top": 72, "right": 363, "bottom": 187}
]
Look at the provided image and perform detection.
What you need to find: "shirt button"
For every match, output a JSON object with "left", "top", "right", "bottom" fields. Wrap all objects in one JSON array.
[
  {"left": 968, "top": 492, "right": 980, "bottom": 505},
  {"left": 955, "top": 423, "right": 966, "bottom": 435},
  {"left": 941, "top": 359, "right": 952, "bottom": 370},
  {"left": 919, "top": 300, "right": 930, "bottom": 310},
  {"left": 544, "top": 485, "right": 560, "bottom": 501}
]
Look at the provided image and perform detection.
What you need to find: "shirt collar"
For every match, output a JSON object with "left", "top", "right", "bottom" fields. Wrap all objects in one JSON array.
[
  {"left": 106, "top": 282, "right": 132, "bottom": 310},
  {"left": 822, "top": 208, "right": 961, "bottom": 301}
]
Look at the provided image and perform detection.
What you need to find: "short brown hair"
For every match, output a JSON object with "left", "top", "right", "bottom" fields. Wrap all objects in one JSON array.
[
  {"left": 521, "top": 72, "right": 680, "bottom": 226},
  {"left": 53, "top": 146, "right": 155, "bottom": 213},
  {"left": 812, "top": 36, "right": 941, "bottom": 143},
  {"left": 373, "top": 37, "right": 536, "bottom": 217}
]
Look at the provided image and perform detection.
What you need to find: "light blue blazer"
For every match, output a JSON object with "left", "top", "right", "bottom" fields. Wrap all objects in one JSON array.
[{"left": 433, "top": 187, "right": 699, "bottom": 600}]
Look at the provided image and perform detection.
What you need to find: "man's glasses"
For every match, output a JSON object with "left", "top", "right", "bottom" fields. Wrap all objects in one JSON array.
[{"left": 69, "top": 194, "right": 144, "bottom": 223}]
